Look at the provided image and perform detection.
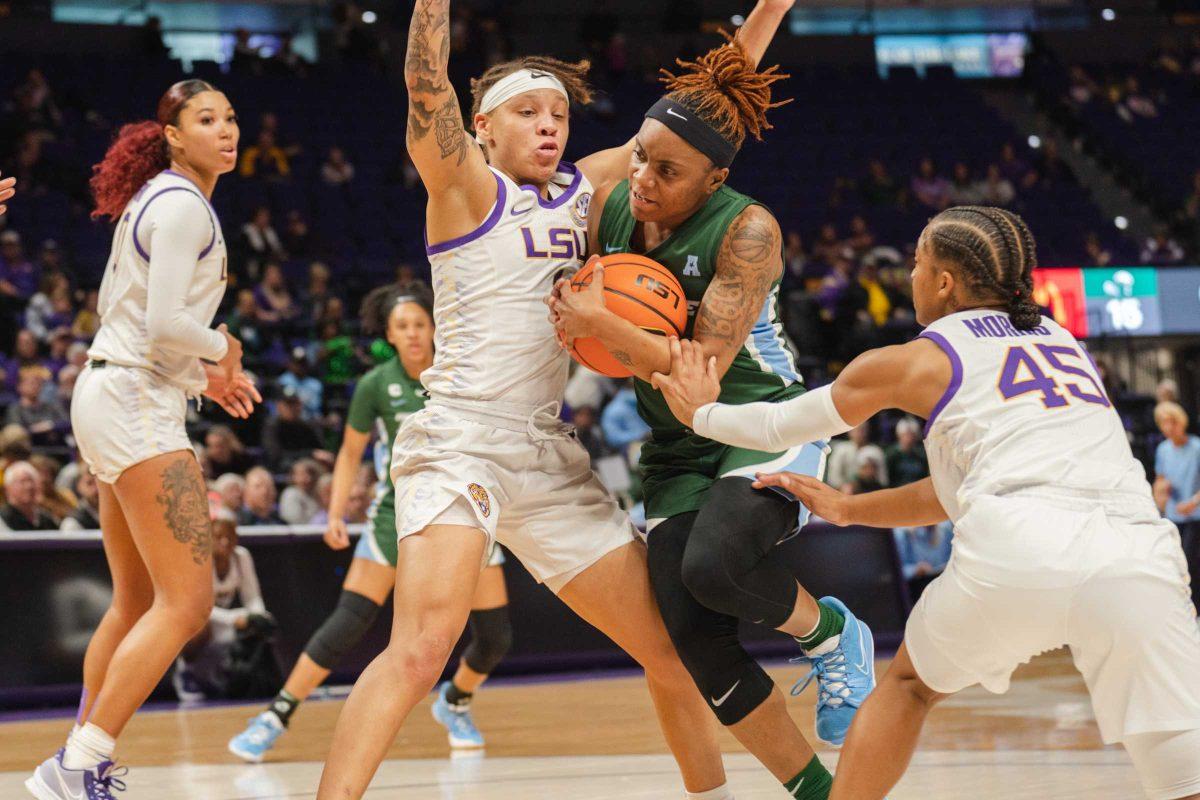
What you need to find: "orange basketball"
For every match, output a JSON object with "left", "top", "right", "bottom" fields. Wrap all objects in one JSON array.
[{"left": 564, "top": 253, "right": 689, "bottom": 378}]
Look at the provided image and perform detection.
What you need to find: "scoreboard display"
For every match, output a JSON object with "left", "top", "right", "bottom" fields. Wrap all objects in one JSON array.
[{"left": 1033, "top": 266, "right": 1200, "bottom": 338}]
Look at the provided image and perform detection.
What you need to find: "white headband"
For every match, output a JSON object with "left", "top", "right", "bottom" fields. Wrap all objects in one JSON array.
[{"left": 478, "top": 68, "right": 569, "bottom": 114}]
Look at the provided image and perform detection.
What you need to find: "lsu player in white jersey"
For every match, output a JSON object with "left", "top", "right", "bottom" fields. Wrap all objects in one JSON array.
[
  {"left": 27, "top": 80, "right": 260, "bottom": 800},
  {"left": 651, "top": 206, "right": 1200, "bottom": 800},
  {"left": 317, "top": 2, "right": 797, "bottom": 798}
]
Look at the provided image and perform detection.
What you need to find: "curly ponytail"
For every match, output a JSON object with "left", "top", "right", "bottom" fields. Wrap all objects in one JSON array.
[{"left": 90, "top": 79, "right": 217, "bottom": 221}]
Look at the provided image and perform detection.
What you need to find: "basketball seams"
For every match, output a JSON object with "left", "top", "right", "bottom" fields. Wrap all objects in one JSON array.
[{"left": 602, "top": 286, "right": 684, "bottom": 337}]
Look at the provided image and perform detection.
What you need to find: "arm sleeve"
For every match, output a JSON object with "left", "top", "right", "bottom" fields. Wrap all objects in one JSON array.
[
  {"left": 143, "top": 191, "right": 228, "bottom": 360},
  {"left": 691, "top": 384, "right": 853, "bottom": 452},
  {"left": 345, "top": 374, "right": 376, "bottom": 433}
]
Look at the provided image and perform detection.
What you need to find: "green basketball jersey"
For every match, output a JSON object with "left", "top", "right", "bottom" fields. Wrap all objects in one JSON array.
[
  {"left": 346, "top": 357, "right": 427, "bottom": 486},
  {"left": 596, "top": 180, "right": 804, "bottom": 440}
]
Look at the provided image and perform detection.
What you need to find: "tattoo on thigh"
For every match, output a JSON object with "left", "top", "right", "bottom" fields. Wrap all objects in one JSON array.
[{"left": 156, "top": 460, "right": 212, "bottom": 565}]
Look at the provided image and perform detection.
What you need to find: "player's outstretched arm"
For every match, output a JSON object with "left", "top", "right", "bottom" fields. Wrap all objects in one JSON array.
[
  {"left": 576, "top": 0, "right": 794, "bottom": 194},
  {"left": 753, "top": 474, "right": 948, "bottom": 528},
  {"left": 404, "top": 0, "right": 491, "bottom": 208},
  {"left": 325, "top": 425, "right": 372, "bottom": 550}
]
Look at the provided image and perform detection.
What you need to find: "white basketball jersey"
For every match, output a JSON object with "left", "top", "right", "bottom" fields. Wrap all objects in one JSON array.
[
  {"left": 421, "top": 162, "right": 592, "bottom": 409},
  {"left": 89, "top": 171, "right": 227, "bottom": 393},
  {"left": 920, "top": 309, "right": 1151, "bottom": 522}
]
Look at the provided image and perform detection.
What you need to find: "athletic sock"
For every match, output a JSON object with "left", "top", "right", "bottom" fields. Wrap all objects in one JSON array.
[
  {"left": 445, "top": 681, "right": 473, "bottom": 710},
  {"left": 63, "top": 722, "right": 114, "bottom": 770},
  {"left": 796, "top": 602, "right": 845, "bottom": 652},
  {"left": 685, "top": 783, "right": 734, "bottom": 800},
  {"left": 267, "top": 690, "right": 300, "bottom": 727},
  {"left": 785, "top": 755, "right": 833, "bottom": 800}
]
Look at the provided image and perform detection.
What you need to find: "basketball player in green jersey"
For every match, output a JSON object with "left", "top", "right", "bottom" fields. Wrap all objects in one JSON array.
[
  {"left": 229, "top": 282, "right": 512, "bottom": 761},
  {"left": 550, "top": 39, "right": 875, "bottom": 800}
]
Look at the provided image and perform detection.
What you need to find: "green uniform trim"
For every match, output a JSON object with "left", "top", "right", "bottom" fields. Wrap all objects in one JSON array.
[
  {"left": 596, "top": 180, "right": 806, "bottom": 521},
  {"left": 346, "top": 357, "right": 425, "bottom": 565}
]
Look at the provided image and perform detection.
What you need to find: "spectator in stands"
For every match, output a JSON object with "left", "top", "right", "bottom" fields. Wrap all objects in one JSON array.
[
  {"left": 1084, "top": 231, "right": 1114, "bottom": 266},
  {"left": 254, "top": 262, "right": 300, "bottom": 327},
  {"left": 262, "top": 386, "right": 327, "bottom": 472},
  {"left": 1141, "top": 226, "right": 1186, "bottom": 265},
  {"left": 238, "top": 129, "right": 290, "bottom": 181},
  {"left": 810, "top": 222, "right": 841, "bottom": 265},
  {"left": 1067, "top": 65, "right": 1099, "bottom": 106},
  {"left": 205, "top": 425, "right": 256, "bottom": 477},
  {"left": 231, "top": 28, "right": 263, "bottom": 75},
  {"left": 344, "top": 480, "right": 371, "bottom": 524},
  {"left": 600, "top": 382, "right": 651, "bottom": 453},
  {"left": 1120, "top": 77, "right": 1159, "bottom": 120},
  {"left": 214, "top": 473, "right": 246, "bottom": 518},
  {"left": 0, "top": 460, "right": 57, "bottom": 531},
  {"left": 139, "top": 15, "right": 170, "bottom": 58},
  {"left": 886, "top": 417, "right": 929, "bottom": 487},
  {"left": 573, "top": 405, "right": 609, "bottom": 462},
  {"left": 0, "top": 424, "right": 32, "bottom": 489},
  {"left": 826, "top": 422, "right": 887, "bottom": 491},
  {"left": 858, "top": 261, "right": 891, "bottom": 327},
  {"left": 309, "top": 473, "right": 335, "bottom": 525},
  {"left": 72, "top": 289, "right": 100, "bottom": 340},
  {"left": 978, "top": 164, "right": 1015, "bottom": 207},
  {"left": 1156, "top": 379, "right": 1180, "bottom": 405},
  {"left": 1153, "top": 401, "right": 1200, "bottom": 610},
  {"left": 239, "top": 467, "right": 285, "bottom": 526},
  {"left": 997, "top": 141, "right": 1031, "bottom": 187},
  {"left": 315, "top": 318, "right": 357, "bottom": 387},
  {"left": 30, "top": 453, "right": 74, "bottom": 523},
  {"left": 861, "top": 158, "right": 902, "bottom": 208},
  {"left": 60, "top": 469, "right": 100, "bottom": 531},
  {"left": 225, "top": 289, "right": 266, "bottom": 366},
  {"left": 0, "top": 230, "right": 39, "bottom": 301},
  {"left": 55, "top": 363, "right": 79, "bottom": 409},
  {"left": 947, "top": 162, "right": 982, "bottom": 206},
  {"left": 283, "top": 211, "right": 318, "bottom": 262},
  {"left": 911, "top": 158, "right": 951, "bottom": 210},
  {"left": 44, "top": 328, "right": 72, "bottom": 379},
  {"left": 272, "top": 33, "right": 310, "bottom": 77},
  {"left": 278, "top": 347, "right": 323, "bottom": 419},
  {"left": 279, "top": 458, "right": 323, "bottom": 525},
  {"left": 893, "top": 521, "right": 954, "bottom": 599},
  {"left": 845, "top": 216, "right": 875, "bottom": 259},
  {"left": 849, "top": 449, "right": 886, "bottom": 494},
  {"left": 25, "top": 272, "right": 72, "bottom": 341},
  {"left": 320, "top": 146, "right": 356, "bottom": 186},
  {"left": 782, "top": 231, "right": 808, "bottom": 285},
  {"left": 6, "top": 367, "right": 67, "bottom": 446},
  {"left": 239, "top": 206, "right": 287, "bottom": 280},
  {"left": 1028, "top": 139, "right": 1077, "bottom": 187},
  {"left": 13, "top": 68, "right": 61, "bottom": 135},
  {"left": 299, "top": 261, "right": 335, "bottom": 326},
  {"left": 174, "top": 512, "right": 276, "bottom": 701}
]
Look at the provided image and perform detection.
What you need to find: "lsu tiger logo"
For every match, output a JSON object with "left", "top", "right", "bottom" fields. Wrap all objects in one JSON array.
[{"left": 467, "top": 483, "right": 491, "bottom": 518}]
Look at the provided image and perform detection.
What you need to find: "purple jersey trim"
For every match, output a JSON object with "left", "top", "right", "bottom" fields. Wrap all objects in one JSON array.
[
  {"left": 425, "top": 171, "right": 507, "bottom": 255},
  {"left": 519, "top": 160, "right": 582, "bottom": 209},
  {"left": 918, "top": 330, "right": 963, "bottom": 437},
  {"left": 132, "top": 185, "right": 217, "bottom": 262}
]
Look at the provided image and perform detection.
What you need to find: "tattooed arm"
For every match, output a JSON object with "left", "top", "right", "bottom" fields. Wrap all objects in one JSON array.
[
  {"left": 404, "top": 0, "right": 493, "bottom": 242},
  {"left": 550, "top": 205, "right": 782, "bottom": 383},
  {"left": 692, "top": 204, "right": 783, "bottom": 375}
]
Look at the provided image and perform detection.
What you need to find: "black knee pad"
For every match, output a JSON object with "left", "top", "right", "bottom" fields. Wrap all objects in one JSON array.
[
  {"left": 648, "top": 514, "right": 775, "bottom": 726},
  {"left": 461, "top": 606, "right": 513, "bottom": 675},
  {"left": 304, "top": 590, "right": 381, "bottom": 670},
  {"left": 681, "top": 477, "right": 799, "bottom": 628}
]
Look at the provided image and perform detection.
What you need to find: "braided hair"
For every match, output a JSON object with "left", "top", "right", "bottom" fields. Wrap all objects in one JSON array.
[
  {"left": 359, "top": 281, "right": 434, "bottom": 336},
  {"left": 659, "top": 32, "right": 790, "bottom": 153},
  {"left": 921, "top": 206, "right": 1041, "bottom": 329}
]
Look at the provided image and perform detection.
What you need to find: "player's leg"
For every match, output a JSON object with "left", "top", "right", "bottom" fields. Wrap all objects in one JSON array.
[
  {"left": 1123, "top": 730, "right": 1200, "bottom": 800},
  {"left": 828, "top": 644, "right": 947, "bottom": 800},
  {"left": 683, "top": 471, "right": 875, "bottom": 746},
  {"left": 433, "top": 555, "right": 512, "bottom": 748},
  {"left": 316, "top": 522, "right": 486, "bottom": 800},
  {"left": 230, "top": 554, "right": 394, "bottom": 762},
  {"left": 76, "top": 480, "right": 154, "bottom": 726},
  {"left": 556, "top": 540, "right": 729, "bottom": 796},
  {"left": 648, "top": 511, "right": 830, "bottom": 798},
  {"left": 82, "top": 451, "right": 214, "bottom": 739}
]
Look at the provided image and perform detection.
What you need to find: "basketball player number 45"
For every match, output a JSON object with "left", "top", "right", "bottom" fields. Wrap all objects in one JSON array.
[{"left": 997, "top": 343, "right": 1110, "bottom": 409}]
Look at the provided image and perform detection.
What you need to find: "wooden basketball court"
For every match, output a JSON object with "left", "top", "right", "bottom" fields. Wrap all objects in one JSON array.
[{"left": 0, "top": 650, "right": 1143, "bottom": 798}]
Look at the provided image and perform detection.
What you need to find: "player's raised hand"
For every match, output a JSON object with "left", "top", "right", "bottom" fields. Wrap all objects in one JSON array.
[
  {"left": 650, "top": 338, "right": 720, "bottom": 428},
  {"left": 0, "top": 171, "right": 15, "bottom": 216},
  {"left": 754, "top": 472, "right": 851, "bottom": 525}
]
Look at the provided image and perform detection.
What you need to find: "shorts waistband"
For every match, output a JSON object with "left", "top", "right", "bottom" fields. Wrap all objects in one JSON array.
[{"left": 427, "top": 396, "right": 573, "bottom": 440}]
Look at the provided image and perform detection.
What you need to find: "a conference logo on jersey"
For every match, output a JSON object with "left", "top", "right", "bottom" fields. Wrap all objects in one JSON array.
[
  {"left": 388, "top": 383, "right": 402, "bottom": 397},
  {"left": 467, "top": 483, "right": 491, "bottom": 518},
  {"left": 571, "top": 191, "right": 592, "bottom": 227}
]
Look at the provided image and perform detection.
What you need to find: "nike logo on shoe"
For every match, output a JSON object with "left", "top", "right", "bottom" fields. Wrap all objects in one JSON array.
[
  {"left": 854, "top": 619, "right": 870, "bottom": 672},
  {"left": 711, "top": 680, "right": 740, "bottom": 707}
]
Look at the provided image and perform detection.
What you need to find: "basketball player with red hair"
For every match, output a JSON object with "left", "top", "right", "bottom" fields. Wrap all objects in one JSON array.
[{"left": 26, "top": 80, "right": 260, "bottom": 800}]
